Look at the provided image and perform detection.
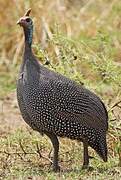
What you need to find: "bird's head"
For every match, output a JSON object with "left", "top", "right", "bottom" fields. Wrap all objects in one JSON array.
[
  {"left": 17, "top": 9, "right": 33, "bottom": 29},
  {"left": 17, "top": 9, "right": 33, "bottom": 45}
]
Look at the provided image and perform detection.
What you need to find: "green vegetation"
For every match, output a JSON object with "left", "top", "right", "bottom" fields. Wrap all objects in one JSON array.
[
  {"left": 0, "top": 129, "right": 120, "bottom": 179},
  {"left": 0, "top": 0, "right": 121, "bottom": 179}
]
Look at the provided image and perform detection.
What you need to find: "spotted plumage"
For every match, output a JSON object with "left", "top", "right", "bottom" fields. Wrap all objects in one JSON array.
[{"left": 17, "top": 9, "right": 108, "bottom": 171}]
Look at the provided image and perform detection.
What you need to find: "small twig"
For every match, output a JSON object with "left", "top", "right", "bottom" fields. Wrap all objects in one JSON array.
[
  {"left": 36, "top": 142, "right": 42, "bottom": 158},
  {"left": 111, "top": 110, "right": 118, "bottom": 120},
  {"left": 19, "top": 140, "right": 27, "bottom": 155},
  {"left": 0, "top": 143, "right": 53, "bottom": 165},
  {"left": 17, "top": 153, "right": 27, "bottom": 161},
  {"left": 117, "top": 105, "right": 121, "bottom": 109},
  {"left": 108, "top": 100, "right": 121, "bottom": 111},
  {"left": 0, "top": 149, "right": 52, "bottom": 164},
  {"left": 35, "top": 142, "right": 53, "bottom": 163},
  {"left": 0, "top": 150, "right": 36, "bottom": 156},
  {"left": 110, "top": 118, "right": 117, "bottom": 121}
]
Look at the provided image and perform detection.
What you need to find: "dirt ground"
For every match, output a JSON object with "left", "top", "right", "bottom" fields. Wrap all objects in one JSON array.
[{"left": 0, "top": 91, "right": 26, "bottom": 135}]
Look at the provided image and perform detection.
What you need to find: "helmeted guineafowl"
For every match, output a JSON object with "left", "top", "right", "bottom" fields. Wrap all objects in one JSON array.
[{"left": 17, "top": 9, "right": 108, "bottom": 172}]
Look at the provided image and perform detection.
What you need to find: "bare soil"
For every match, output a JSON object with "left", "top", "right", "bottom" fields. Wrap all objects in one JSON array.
[{"left": 0, "top": 91, "right": 26, "bottom": 135}]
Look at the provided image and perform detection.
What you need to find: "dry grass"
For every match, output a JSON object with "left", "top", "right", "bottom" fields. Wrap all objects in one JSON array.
[{"left": 0, "top": 0, "right": 121, "bottom": 66}]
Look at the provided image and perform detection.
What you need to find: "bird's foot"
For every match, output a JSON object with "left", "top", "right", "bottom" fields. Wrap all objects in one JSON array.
[
  {"left": 82, "top": 164, "right": 88, "bottom": 169},
  {"left": 82, "top": 165, "right": 94, "bottom": 171},
  {"left": 52, "top": 164, "right": 60, "bottom": 172}
]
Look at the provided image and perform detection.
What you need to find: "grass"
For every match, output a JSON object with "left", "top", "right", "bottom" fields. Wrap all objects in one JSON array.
[
  {"left": 0, "top": 129, "right": 120, "bottom": 179},
  {"left": 0, "top": 0, "right": 121, "bottom": 179}
]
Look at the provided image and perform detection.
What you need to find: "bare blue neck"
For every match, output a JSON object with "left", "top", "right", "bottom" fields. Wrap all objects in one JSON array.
[
  {"left": 24, "top": 25, "right": 33, "bottom": 46},
  {"left": 21, "top": 24, "right": 41, "bottom": 72}
]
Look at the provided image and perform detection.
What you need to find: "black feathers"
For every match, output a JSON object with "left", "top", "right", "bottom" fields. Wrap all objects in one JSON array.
[{"left": 17, "top": 9, "right": 108, "bottom": 171}]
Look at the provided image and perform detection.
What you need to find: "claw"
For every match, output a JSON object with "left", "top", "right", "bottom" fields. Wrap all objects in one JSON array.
[{"left": 52, "top": 165, "right": 60, "bottom": 172}]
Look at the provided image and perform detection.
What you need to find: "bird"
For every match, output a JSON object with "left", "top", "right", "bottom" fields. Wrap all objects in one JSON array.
[{"left": 16, "top": 9, "right": 108, "bottom": 172}]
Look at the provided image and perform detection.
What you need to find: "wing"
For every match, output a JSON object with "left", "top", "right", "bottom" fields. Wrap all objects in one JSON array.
[{"left": 51, "top": 80, "right": 108, "bottom": 131}]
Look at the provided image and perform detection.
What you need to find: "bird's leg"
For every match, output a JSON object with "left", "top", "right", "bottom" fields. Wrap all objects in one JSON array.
[
  {"left": 45, "top": 132, "right": 60, "bottom": 172},
  {"left": 82, "top": 138, "right": 89, "bottom": 169}
]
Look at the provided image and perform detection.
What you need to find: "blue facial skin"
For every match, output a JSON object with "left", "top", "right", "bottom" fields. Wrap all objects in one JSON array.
[{"left": 24, "top": 20, "right": 33, "bottom": 46}]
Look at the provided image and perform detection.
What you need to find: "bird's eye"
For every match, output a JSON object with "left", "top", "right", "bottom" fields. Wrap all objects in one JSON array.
[{"left": 26, "top": 18, "right": 30, "bottom": 22}]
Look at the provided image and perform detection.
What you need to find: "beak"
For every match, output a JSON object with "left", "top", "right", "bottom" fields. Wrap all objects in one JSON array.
[
  {"left": 17, "top": 20, "right": 20, "bottom": 25},
  {"left": 16, "top": 18, "right": 24, "bottom": 25}
]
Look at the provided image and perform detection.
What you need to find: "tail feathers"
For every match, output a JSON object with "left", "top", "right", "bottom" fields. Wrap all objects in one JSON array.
[
  {"left": 99, "top": 142, "right": 108, "bottom": 162},
  {"left": 89, "top": 133, "right": 108, "bottom": 162},
  {"left": 97, "top": 140, "right": 108, "bottom": 162}
]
